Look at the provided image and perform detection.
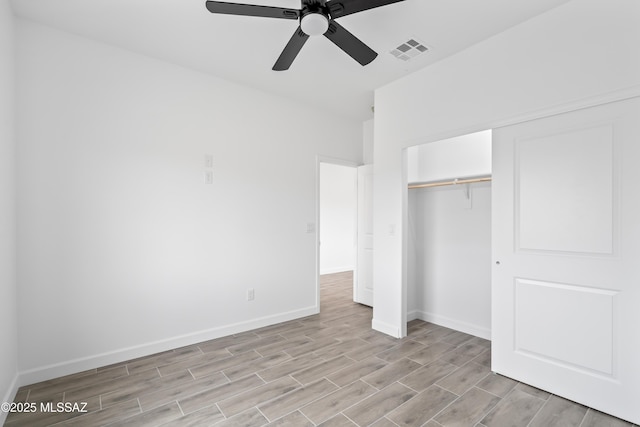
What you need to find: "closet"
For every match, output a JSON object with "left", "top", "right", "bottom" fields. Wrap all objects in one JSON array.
[{"left": 407, "top": 130, "right": 492, "bottom": 339}]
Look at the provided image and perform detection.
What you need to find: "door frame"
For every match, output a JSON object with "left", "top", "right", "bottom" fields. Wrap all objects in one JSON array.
[{"left": 316, "top": 156, "right": 359, "bottom": 312}]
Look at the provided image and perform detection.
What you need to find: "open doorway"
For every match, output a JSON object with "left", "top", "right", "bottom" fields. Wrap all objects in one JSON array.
[{"left": 318, "top": 162, "right": 358, "bottom": 312}]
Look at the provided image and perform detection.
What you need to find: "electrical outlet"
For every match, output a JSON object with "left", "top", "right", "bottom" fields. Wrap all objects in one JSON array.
[
  {"left": 204, "top": 154, "right": 214, "bottom": 168},
  {"left": 247, "top": 288, "right": 255, "bottom": 301}
]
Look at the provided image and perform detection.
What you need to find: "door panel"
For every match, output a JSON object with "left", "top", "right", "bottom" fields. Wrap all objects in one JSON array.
[
  {"left": 355, "top": 164, "right": 374, "bottom": 306},
  {"left": 516, "top": 124, "right": 614, "bottom": 254},
  {"left": 492, "top": 97, "right": 640, "bottom": 424}
]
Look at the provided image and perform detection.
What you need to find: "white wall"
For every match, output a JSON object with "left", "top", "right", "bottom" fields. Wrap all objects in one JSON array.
[
  {"left": 319, "top": 163, "right": 356, "bottom": 274},
  {"left": 407, "top": 130, "right": 491, "bottom": 184},
  {"left": 408, "top": 184, "right": 492, "bottom": 338},
  {"left": 15, "top": 20, "right": 362, "bottom": 383},
  {"left": 372, "top": 0, "right": 640, "bottom": 337},
  {"left": 0, "top": 0, "right": 18, "bottom": 420}
]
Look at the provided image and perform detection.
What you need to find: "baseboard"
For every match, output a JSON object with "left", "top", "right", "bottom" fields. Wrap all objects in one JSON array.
[
  {"left": 319, "top": 266, "right": 355, "bottom": 275},
  {"left": 372, "top": 318, "right": 402, "bottom": 339},
  {"left": 408, "top": 310, "right": 491, "bottom": 340},
  {"left": 19, "top": 306, "right": 319, "bottom": 386},
  {"left": 1, "top": 372, "right": 19, "bottom": 425}
]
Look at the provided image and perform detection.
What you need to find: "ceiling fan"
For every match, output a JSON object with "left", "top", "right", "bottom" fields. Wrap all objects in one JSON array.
[{"left": 205, "top": 0, "right": 406, "bottom": 71}]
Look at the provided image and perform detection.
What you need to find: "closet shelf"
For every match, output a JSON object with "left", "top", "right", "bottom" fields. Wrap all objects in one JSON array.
[{"left": 408, "top": 175, "right": 492, "bottom": 189}]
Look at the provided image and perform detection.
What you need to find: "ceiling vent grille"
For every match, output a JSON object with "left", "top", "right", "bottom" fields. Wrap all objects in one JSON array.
[{"left": 390, "top": 38, "right": 430, "bottom": 61}]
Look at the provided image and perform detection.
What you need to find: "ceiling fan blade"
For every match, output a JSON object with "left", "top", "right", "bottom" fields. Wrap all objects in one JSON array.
[
  {"left": 273, "top": 27, "right": 310, "bottom": 71},
  {"left": 324, "top": 20, "right": 377, "bottom": 66},
  {"left": 327, "top": 0, "right": 405, "bottom": 19},
  {"left": 205, "top": 1, "right": 299, "bottom": 19}
]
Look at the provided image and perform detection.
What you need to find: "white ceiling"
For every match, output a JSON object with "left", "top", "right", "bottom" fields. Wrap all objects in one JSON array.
[{"left": 10, "top": 0, "right": 572, "bottom": 121}]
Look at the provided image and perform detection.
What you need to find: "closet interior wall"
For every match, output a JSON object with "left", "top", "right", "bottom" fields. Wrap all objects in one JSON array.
[{"left": 406, "top": 130, "right": 492, "bottom": 339}]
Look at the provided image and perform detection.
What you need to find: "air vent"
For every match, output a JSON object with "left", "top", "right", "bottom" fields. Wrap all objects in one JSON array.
[{"left": 389, "top": 38, "right": 430, "bottom": 61}]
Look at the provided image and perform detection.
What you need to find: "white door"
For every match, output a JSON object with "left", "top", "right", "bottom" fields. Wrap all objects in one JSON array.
[
  {"left": 492, "top": 97, "right": 640, "bottom": 424},
  {"left": 355, "top": 164, "right": 374, "bottom": 306}
]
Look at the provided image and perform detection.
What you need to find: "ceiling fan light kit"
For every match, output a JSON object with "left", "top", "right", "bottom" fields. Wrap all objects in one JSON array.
[
  {"left": 300, "top": 13, "right": 329, "bottom": 36},
  {"left": 205, "top": 0, "right": 406, "bottom": 70}
]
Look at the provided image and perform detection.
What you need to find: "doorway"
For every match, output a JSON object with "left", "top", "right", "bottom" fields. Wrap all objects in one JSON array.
[{"left": 318, "top": 161, "right": 357, "bottom": 311}]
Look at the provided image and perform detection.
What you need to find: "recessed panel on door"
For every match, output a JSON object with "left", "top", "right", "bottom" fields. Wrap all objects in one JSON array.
[
  {"left": 515, "top": 278, "right": 617, "bottom": 376},
  {"left": 516, "top": 125, "right": 614, "bottom": 255}
]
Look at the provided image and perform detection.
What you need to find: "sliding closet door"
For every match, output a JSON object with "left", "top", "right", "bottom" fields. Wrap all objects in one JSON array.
[{"left": 492, "top": 97, "right": 640, "bottom": 424}]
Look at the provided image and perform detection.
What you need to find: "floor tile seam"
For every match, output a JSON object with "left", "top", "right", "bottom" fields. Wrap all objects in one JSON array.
[
  {"left": 341, "top": 354, "right": 358, "bottom": 365},
  {"left": 288, "top": 374, "right": 305, "bottom": 388},
  {"left": 187, "top": 367, "right": 198, "bottom": 381},
  {"left": 430, "top": 381, "right": 462, "bottom": 399},
  {"left": 359, "top": 377, "right": 379, "bottom": 391},
  {"left": 247, "top": 405, "right": 270, "bottom": 425},
  {"left": 187, "top": 350, "right": 262, "bottom": 377},
  {"left": 24, "top": 369, "right": 103, "bottom": 394},
  {"left": 91, "top": 369, "right": 188, "bottom": 406},
  {"left": 340, "top": 410, "right": 362, "bottom": 427},
  {"left": 577, "top": 408, "right": 600, "bottom": 427},
  {"left": 385, "top": 360, "right": 435, "bottom": 390},
  {"left": 136, "top": 353, "right": 210, "bottom": 375},
  {"left": 300, "top": 380, "right": 386, "bottom": 425},
  {"left": 103, "top": 399, "right": 144, "bottom": 426},
  {"left": 122, "top": 353, "right": 200, "bottom": 374},
  {"left": 220, "top": 370, "right": 232, "bottom": 384},
  {"left": 514, "top": 383, "right": 552, "bottom": 402},
  {"left": 322, "top": 375, "right": 342, "bottom": 388},
  {"left": 49, "top": 398, "right": 142, "bottom": 427},
  {"left": 457, "top": 385, "right": 507, "bottom": 426},
  {"left": 273, "top": 356, "right": 331, "bottom": 379},
  {"left": 338, "top": 386, "right": 397, "bottom": 423},
  {"left": 297, "top": 409, "right": 318, "bottom": 426},
  {"left": 257, "top": 380, "right": 339, "bottom": 424},
  {"left": 474, "top": 375, "right": 513, "bottom": 400},
  {"left": 178, "top": 376, "right": 266, "bottom": 415},
  {"left": 137, "top": 375, "right": 227, "bottom": 413},
  {"left": 412, "top": 383, "right": 468, "bottom": 427},
  {"left": 384, "top": 416, "right": 402, "bottom": 427},
  {"left": 217, "top": 378, "right": 303, "bottom": 420},
  {"left": 27, "top": 372, "right": 130, "bottom": 400},
  {"left": 501, "top": 382, "right": 551, "bottom": 413},
  {"left": 405, "top": 350, "right": 445, "bottom": 366},
  {"left": 227, "top": 334, "right": 289, "bottom": 355},
  {"left": 175, "top": 400, "right": 186, "bottom": 417},
  {"left": 435, "top": 364, "right": 492, "bottom": 398},
  {"left": 524, "top": 395, "right": 556, "bottom": 427},
  {"left": 397, "top": 379, "right": 424, "bottom": 394},
  {"left": 253, "top": 323, "right": 304, "bottom": 338}
]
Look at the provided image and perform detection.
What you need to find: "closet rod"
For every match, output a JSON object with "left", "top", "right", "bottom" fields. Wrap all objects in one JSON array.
[{"left": 408, "top": 176, "right": 492, "bottom": 190}]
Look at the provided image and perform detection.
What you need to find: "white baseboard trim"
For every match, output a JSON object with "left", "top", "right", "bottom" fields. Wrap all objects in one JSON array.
[
  {"left": 1, "top": 372, "right": 20, "bottom": 425},
  {"left": 319, "top": 266, "right": 354, "bottom": 275},
  {"left": 19, "top": 306, "right": 319, "bottom": 386},
  {"left": 408, "top": 310, "right": 491, "bottom": 340},
  {"left": 372, "top": 318, "right": 402, "bottom": 339}
]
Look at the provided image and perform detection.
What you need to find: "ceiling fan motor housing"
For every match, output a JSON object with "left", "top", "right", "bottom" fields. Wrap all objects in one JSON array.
[{"left": 300, "top": 0, "right": 330, "bottom": 36}]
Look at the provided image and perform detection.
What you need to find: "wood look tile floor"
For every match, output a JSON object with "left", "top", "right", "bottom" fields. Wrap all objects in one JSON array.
[{"left": 6, "top": 272, "right": 637, "bottom": 427}]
